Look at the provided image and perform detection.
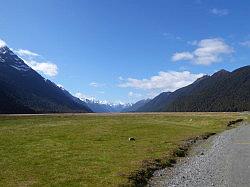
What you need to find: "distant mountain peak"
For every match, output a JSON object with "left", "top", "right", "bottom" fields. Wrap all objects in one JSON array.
[
  {"left": 159, "top": 92, "right": 172, "bottom": 96},
  {"left": 217, "top": 69, "right": 229, "bottom": 73},
  {"left": 84, "top": 98, "right": 131, "bottom": 107},
  {"left": 232, "top": 65, "right": 250, "bottom": 74},
  {"left": 0, "top": 46, "right": 31, "bottom": 71},
  {"left": 122, "top": 98, "right": 151, "bottom": 112},
  {"left": 57, "top": 84, "right": 65, "bottom": 91},
  {"left": 0, "top": 46, "right": 9, "bottom": 55},
  {"left": 0, "top": 45, "right": 91, "bottom": 114},
  {"left": 193, "top": 75, "right": 209, "bottom": 84},
  {"left": 212, "top": 69, "right": 230, "bottom": 77},
  {"left": 75, "top": 94, "right": 132, "bottom": 113}
]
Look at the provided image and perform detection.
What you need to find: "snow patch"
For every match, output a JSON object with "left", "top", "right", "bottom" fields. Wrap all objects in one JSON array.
[
  {"left": 10, "top": 64, "right": 31, "bottom": 71},
  {"left": 57, "top": 84, "right": 65, "bottom": 90},
  {"left": 0, "top": 57, "right": 5, "bottom": 62},
  {"left": 0, "top": 39, "right": 6, "bottom": 48},
  {"left": 75, "top": 92, "right": 132, "bottom": 108}
]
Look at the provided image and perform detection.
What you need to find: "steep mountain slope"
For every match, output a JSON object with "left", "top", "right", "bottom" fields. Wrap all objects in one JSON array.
[
  {"left": 136, "top": 92, "right": 172, "bottom": 112},
  {"left": 122, "top": 99, "right": 151, "bottom": 112},
  {"left": 0, "top": 46, "right": 92, "bottom": 114},
  {"left": 137, "top": 66, "right": 250, "bottom": 112},
  {"left": 165, "top": 66, "right": 250, "bottom": 112}
]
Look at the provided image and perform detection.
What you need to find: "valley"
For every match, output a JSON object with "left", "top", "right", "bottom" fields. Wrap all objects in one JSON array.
[
  {"left": 1, "top": 1, "right": 250, "bottom": 186},
  {"left": 0, "top": 113, "right": 247, "bottom": 186}
]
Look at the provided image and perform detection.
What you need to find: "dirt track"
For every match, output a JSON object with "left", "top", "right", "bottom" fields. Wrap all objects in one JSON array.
[{"left": 149, "top": 122, "right": 250, "bottom": 187}]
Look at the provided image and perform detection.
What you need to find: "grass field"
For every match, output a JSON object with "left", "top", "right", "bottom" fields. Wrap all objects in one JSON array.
[{"left": 0, "top": 113, "right": 248, "bottom": 186}]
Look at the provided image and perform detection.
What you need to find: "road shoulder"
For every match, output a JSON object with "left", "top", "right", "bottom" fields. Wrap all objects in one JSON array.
[{"left": 148, "top": 122, "right": 250, "bottom": 187}]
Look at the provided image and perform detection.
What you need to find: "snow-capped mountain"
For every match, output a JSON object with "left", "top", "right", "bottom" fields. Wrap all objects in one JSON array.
[
  {"left": 76, "top": 95, "right": 132, "bottom": 113},
  {"left": 0, "top": 46, "right": 31, "bottom": 71},
  {"left": 0, "top": 43, "right": 92, "bottom": 114},
  {"left": 122, "top": 99, "right": 151, "bottom": 112}
]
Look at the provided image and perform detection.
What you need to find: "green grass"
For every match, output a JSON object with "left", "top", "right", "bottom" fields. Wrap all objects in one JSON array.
[{"left": 0, "top": 113, "right": 246, "bottom": 186}]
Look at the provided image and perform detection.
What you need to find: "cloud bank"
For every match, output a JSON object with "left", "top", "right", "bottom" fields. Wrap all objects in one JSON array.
[
  {"left": 119, "top": 71, "right": 204, "bottom": 92},
  {"left": 172, "top": 38, "right": 233, "bottom": 65},
  {"left": 15, "top": 49, "right": 39, "bottom": 57},
  {"left": 24, "top": 60, "right": 58, "bottom": 77},
  {"left": 0, "top": 40, "right": 58, "bottom": 76},
  {"left": 16, "top": 48, "right": 58, "bottom": 77}
]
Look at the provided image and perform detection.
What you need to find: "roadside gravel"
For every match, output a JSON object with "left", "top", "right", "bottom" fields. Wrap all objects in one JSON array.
[{"left": 148, "top": 122, "right": 250, "bottom": 187}]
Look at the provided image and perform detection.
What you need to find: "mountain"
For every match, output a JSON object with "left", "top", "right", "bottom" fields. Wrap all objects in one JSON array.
[
  {"left": 78, "top": 98, "right": 132, "bottom": 113},
  {"left": 136, "top": 66, "right": 250, "bottom": 112},
  {"left": 136, "top": 92, "right": 172, "bottom": 112},
  {"left": 0, "top": 45, "right": 92, "bottom": 114},
  {"left": 122, "top": 99, "right": 151, "bottom": 112}
]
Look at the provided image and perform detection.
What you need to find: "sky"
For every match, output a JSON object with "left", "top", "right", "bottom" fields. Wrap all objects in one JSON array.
[{"left": 1, "top": 0, "right": 250, "bottom": 103}]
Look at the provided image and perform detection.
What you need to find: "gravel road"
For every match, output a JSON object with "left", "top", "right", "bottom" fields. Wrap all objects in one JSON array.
[{"left": 148, "top": 122, "right": 250, "bottom": 187}]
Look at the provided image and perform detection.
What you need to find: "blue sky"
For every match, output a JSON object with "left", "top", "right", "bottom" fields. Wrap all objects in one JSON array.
[{"left": 1, "top": 0, "right": 250, "bottom": 103}]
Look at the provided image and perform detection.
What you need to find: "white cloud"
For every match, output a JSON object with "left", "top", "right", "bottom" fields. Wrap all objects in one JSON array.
[
  {"left": 15, "top": 49, "right": 39, "bottom": 57},
  {"left": 172, "top": 38, "right": 233, "bottom": 65},
  {"left": 0, "top": 39, "right": 58, "bottom": 77},
  {"left": 240, "top": 40, "right": 250, "bottom": 47},
  {"left": 172, "top": 52, "right": 194, "bottom": 61},
  {"left": 14, "top": 48, "right": 58, "bottom": 77},
  {"left": 0, "top": 39, "right": 7, "bottom": 48},
  {"left": 89, "top": 82, "right": 106, "bottom": 87},
  {"left": 119, "top": 71, "right": 204, "bottom": 91},
  {"left": 210, "top": 8, "right": 229, "bottom": 16},
  {"left": 24, "top": 60, "right": 58, "bottom": 77}
]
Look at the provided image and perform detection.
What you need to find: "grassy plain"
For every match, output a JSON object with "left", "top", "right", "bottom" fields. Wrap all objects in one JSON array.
[{"left": 0, "top": 113, "right": 247, "bottom": 186}]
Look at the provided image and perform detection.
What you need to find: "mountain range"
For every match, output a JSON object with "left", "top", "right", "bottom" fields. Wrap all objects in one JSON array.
[
  {"left": 136, "top": 92, "right": 171, "bottom": 112},
  {"left": 136, "top": 66, "right": 250, "bottom": 112},
  {"left": 78, "top": 98, "right": 132, "bottom": 113},
  {"left": 1, "top": 43, "right": 250, "bottom": 114},
  {"left": 122, "top": 99, "right": 151, "bottom": 112}
]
